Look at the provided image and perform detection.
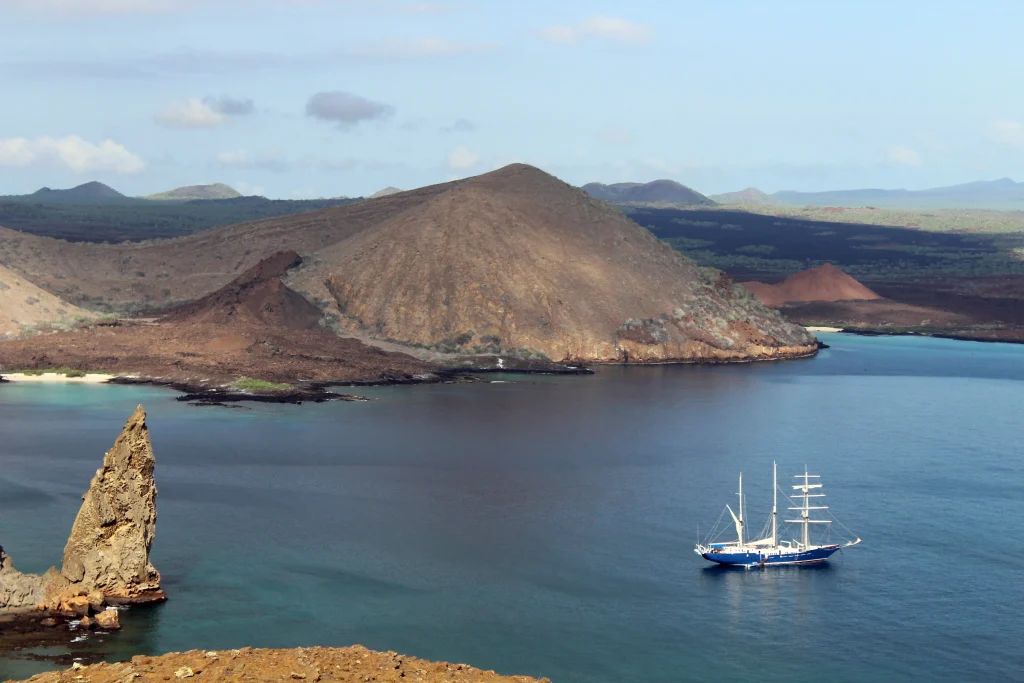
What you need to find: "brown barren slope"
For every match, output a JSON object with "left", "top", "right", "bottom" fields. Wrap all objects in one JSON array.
[
  {"left": 2, "top": 646, "right": 548, "bottom": 683},
  {"left": 0, "top": 253, "right": 431, "bottom": 386},
  {"left": 290, "top": 165, "right": 816, "bottom": 362},
  {"left": 1, "top": 164, "right": 816, "bottom": 366},
  {"left": 0, "top": 264, "right": 92, "bottom": 336},
  {"left": 0, "top": 184, "right": 454, "bottom": 310},
  {"left": 742, "top": 263, "right": 881, "bottom": 307}
]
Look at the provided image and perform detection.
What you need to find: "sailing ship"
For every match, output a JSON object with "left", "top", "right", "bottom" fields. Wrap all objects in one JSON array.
[{"left": 695, "top": 463, "right": 861, "bottom": 567}]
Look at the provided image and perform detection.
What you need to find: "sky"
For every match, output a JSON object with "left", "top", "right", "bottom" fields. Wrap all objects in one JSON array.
[{"left": 1, "top": 0, "right": 1023, "bottom": 198}]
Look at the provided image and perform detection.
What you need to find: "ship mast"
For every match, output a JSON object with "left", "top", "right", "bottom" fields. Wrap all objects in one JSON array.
[
  {"left": 771, "top": 461, "right": 777, "bottom": 548},
  {"left": 738, "top": 472, "right": 744, "bottom": 546},
  {"left": 787, "top": 466, "right": 830, "bottom": 548}
]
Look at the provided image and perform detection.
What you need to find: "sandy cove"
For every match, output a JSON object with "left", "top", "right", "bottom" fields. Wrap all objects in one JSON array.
[{"left": 0, "top": 373, "right": 117, "bottom": 384}]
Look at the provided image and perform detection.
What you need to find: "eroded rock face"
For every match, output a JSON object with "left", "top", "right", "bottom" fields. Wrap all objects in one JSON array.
[
  {"left": 0, "top": 548, "right": 46, "bottom": 610},
  {"left": 59, "top": 404, "right": 161, "bottom": 601},
  {"left": 0, "top": 405, "right": 163, "bottom": 616}
]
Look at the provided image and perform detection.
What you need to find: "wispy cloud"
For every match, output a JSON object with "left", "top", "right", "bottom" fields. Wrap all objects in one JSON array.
[
  {"left": 155, "top": 99, "right": 227, "bottom": 129},
  {"left": 540, "top": 16, "right": 654, "bottom": 46},
  {"left": 991, "top": 120, "right": 1024, "bottom": 147},
  {"left": 888, "top": 145, "right": 922, "bottom": 167},
  {"left": 448, "top": 146, "right": 479, "bottom": 170},
  {"left": 0, "top": 0, "right": 180, "bottom": 15},
  {"left": 205, "top": 95, "right": 255, "bottom": 116},
  {"left": 155, "top": 95, "right": 255, "bottom": 128},
  {"left": 1, "top": 39, "right": 498, "bottom": 80},
  {"left": 0, "top": 136, "right": 144, "bottom": 174},
  {"left": 306, "top": 91, "right": 395, "bottom": 129}
]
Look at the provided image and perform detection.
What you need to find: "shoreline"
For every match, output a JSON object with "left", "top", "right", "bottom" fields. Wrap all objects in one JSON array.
[
  {"left": 0, "top": 372, "right": 118, "bottom": 384},
  {"left": 835, "top": 327, "right": 1024, "bottom": 346}
]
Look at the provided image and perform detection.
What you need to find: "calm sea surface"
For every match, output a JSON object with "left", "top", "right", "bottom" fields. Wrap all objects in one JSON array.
[{"left": 1, "top": 333, "right": 1023, "bottom": 682}]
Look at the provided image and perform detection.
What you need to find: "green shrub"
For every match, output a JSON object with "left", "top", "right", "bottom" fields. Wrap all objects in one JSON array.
[{"left": 233, "top": 377, "right": 291, "bottom": 392}]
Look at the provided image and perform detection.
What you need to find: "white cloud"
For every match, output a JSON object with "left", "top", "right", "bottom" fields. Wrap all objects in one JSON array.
[
  {"left": 889, "top": 145, "right": 922, "bottom": 167},
  {"left": 156, "top": 99, "right": 227, "bottom": 129},
  {"left": 581, "top": 16, "right": 654, "bottom": 44},
  {"left": 991, "top": 120, "right": 1024, "bottom": 147},
  {"left": 0, "top": 0, "right": 179, "bottom": 15},
  {"left": 0, "top": 136, "right": 144, "bottom": 174},
  {"left": 540, "top": 16, "right": 654, "bottom": 46},
  {"left": 448, "top": 146, "right": 479, "bottom": 170}
]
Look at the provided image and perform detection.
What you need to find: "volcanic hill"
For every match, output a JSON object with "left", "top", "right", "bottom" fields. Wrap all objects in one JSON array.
[
  {"left": 0, "top": 164, "right": 817, "bottom": 368},
  {"left": 582, "top": 179, "right": 715, "bottom": 205},
  {"left": 144, "top": 183, "right": 241, "bottom": 201},
  {"left": 21, "top": 182, "right": 127, "bottom": 204},
  {"left": 742, "top": 263, "right": 881, "bottom": 307}
]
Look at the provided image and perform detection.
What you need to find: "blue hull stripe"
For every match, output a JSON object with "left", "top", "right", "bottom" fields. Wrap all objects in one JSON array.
[{"left": 701, "top": 546, "right": 840, "bottom": 567}]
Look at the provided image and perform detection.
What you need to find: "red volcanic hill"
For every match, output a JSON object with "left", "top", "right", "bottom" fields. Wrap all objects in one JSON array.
[
  {"left": 743, "top": 263, "right": 881, "bottom": 307},
  {"left": 162, "top": 250, "right": 321, "bottom": 329}
]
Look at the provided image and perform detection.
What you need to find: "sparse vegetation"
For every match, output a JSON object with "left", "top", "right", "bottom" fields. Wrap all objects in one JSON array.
[
  {"left": 0, "top": 196, "right": 362, "bottom": 243},
  {"left": 647, "top": 207, "right": 1024, "bottom": 282},
  {"left": 233, "top": 377, "right": 291, "bottom": 392}
]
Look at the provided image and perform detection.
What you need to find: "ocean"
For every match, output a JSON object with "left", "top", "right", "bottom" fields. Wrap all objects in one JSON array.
[{"left": 1, "top": 333, "right": 1022, "bottom": 682}]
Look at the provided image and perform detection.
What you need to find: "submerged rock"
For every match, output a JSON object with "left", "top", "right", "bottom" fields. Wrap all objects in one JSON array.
[{"left": 0, "top": 405, "right": 164, "bottom": 617}]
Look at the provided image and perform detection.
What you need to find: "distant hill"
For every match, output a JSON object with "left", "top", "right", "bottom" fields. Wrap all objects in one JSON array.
[
  {"left": 1, "top": 164, "right": 816, "bottom": 364},
  {"left": 742, "top": 264, "right": 880, "bottom": 307},
  {"left": 0, "top": 195, "right": 361, "bottom": 242},
  {"left": 715, "top": 178, "right": 1024, "bottom": 210},
  {"left": 368, "top": 187, "right": 403, "bottom": 199},
  {"left": 709, "top": 188, "right": 778, "bottom": 205},
  {"left": 20, "top": 182, "right": 128, "bottom": 204},
  {"left": 582, "top": 180, "right": 716, "bottom": 206},
  {"left": 145, "top": 184, "right": 242, "bottom": 201}
]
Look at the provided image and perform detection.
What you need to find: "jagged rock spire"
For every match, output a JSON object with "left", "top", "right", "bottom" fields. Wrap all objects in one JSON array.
[
  {"left": 60, "top": 405, "right": 161, "bottom": 600},
  {"left": 1, "top": 405, "right": 164, "bottom": 617}
]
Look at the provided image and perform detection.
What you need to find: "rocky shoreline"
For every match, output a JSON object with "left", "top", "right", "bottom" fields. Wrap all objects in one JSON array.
[{"left": 828, "top": 327, "right": 1024, "bottom": 345}]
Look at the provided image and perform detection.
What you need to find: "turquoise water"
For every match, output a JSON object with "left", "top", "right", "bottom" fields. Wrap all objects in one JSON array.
[{"left": 1, "top": 334, "right": 1023, "bottom": 682}]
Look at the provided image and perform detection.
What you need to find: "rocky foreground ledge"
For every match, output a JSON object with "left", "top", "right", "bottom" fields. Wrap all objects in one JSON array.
[{"left": 3, "top": 646, "right": 550, "bottom": 683}]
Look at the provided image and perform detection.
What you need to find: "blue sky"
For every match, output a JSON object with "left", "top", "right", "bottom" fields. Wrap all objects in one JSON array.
[{"left": 1, "top": 0, "right": 1023, "bottom": 198}]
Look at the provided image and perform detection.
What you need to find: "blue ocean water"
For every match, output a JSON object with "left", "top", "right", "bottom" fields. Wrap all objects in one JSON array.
[{"left": 1, "top": 333, "right": 1023, "bottom": 682}]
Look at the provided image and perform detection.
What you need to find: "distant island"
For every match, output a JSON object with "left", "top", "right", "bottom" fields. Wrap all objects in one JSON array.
[
  {"left": 144, "top": 183, "right": 243, "bottom": 201},
  {"left": 581, "top": 179, "right": 715, "bottom": 206},
  {"left": 0, "top": 164, "right": 818, "bottom": 397},
  {"left": 711, "top": 177, "right": 1024, "bottom": 210}
]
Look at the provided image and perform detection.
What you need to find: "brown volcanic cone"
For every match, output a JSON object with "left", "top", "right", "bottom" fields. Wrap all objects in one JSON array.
[
  {"left": 743, "top": 263, "right": 881, "bottom": 307},
  {"left": 162, "top": 250, "right": 320, "bottom": 329},
  {"left": 288, "top": 164, "right": 816, "bottom": 362}
]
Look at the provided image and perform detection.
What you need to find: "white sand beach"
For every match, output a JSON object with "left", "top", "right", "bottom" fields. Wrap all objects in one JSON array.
[
  {"left": 1, "top": 373, "right": 116, "bottom": 384},
  {"left": 805, "top": 326, "right": 844, "bottom": 333}
]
